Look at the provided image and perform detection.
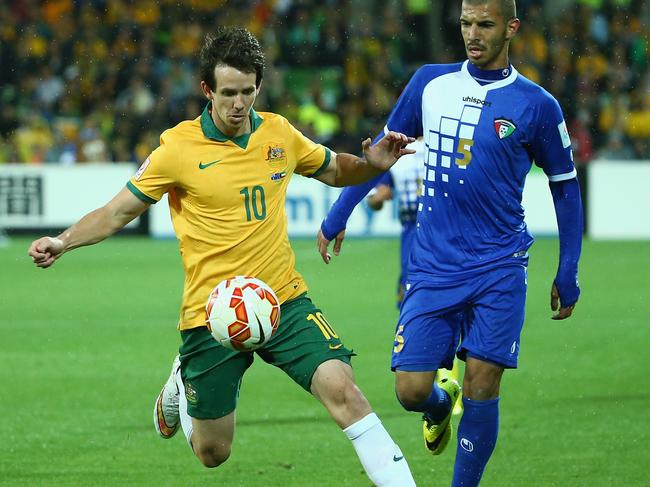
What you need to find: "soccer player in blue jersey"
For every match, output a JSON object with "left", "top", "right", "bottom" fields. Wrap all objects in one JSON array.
[{"left": 317, "top": 1, "right": 583, "bottom": 485}]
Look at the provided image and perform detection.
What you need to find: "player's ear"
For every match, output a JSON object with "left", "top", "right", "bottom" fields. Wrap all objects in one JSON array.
[
  {"left": 200, "top": 80, "right": 213, "bottom": 100},
  {"left": 506, "top": 17, "right": 521, "bottom": 40}
]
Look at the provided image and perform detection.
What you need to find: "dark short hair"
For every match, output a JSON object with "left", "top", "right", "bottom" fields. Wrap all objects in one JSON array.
[
  {"left": 462, "top": 0, "right": 517, "bottom": 19},
  {"left": 199, "top": 27, "right": 265, "bottom": 91}
]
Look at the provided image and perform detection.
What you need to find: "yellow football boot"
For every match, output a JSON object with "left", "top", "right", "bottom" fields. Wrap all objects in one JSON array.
[
  {"left": 437, "top": 361, "right": 464, "bottom": 415},
  {"left": 422, "top": 377, "right": 461, "bottom": 455}
]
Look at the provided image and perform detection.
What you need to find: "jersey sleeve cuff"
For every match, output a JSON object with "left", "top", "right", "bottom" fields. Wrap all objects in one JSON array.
[
  {"left": 127, "top": 181, "right": 158, "bottom": 204},
  {"left": 548, "top": 169, "right": 577, "bottom": 182},
  {"left": 309, "top": 147, "right": 331, "bottom": 178}
]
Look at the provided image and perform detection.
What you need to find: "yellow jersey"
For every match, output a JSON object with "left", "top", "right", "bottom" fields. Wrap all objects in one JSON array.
[{"left": 127, "top": 105, "right": 331, "bottom": 330}]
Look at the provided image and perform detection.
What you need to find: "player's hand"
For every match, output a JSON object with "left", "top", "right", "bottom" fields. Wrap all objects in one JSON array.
[
  {"left": 550, "top": 282, "right": 576, "bottom": 320},
  {"left": 317, "top": 228, "right": 346, "bottom": 264},
  {"left": 28, "top": 236, "right": 65, "bottom": 269},
  {"left": 363, "top": 131, "right": 415, "bottom": 171}
]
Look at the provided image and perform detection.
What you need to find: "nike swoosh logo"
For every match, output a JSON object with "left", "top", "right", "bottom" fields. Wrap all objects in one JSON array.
[
  {"left": 198, "top": 160, "right": 221, "bottom": 170},
  {"left": 252, "top": 316, "right": 266, "bottom": 345},
  {"left": 329, "top": 343, "right": 343, "bottom": 350},
  {"left": 393, "top": 455, "right": 404, "bottom": 462}
]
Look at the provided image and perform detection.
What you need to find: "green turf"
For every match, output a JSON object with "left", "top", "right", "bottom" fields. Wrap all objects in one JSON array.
[{"left": 1, "top": 236, "right": 649, "bottom": 486}]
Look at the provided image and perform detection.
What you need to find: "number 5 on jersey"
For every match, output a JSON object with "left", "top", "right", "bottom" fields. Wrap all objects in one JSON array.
[{"left": 456, "top": 137, "right": 474, "bottom": 167}]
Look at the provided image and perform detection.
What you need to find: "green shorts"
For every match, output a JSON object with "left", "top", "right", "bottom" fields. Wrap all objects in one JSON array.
[{"left": 178, "top": 294, "right": 354, "bottom": 419}]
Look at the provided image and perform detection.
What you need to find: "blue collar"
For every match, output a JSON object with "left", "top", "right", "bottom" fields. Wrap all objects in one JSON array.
[{"left": 466, "top": 62, "right": 513, "bottom": 86}]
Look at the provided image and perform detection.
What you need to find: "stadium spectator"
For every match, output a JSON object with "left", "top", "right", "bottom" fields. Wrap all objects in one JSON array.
[{"left": 0, "top": 0, "right": 647, "bottom": 164}]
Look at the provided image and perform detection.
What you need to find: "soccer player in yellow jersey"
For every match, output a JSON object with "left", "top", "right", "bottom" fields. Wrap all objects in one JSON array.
[{"left": 28, "top": 27, "right": 417, "bottom": 486}]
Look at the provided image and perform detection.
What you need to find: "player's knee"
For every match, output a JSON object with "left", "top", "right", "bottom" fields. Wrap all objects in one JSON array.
[
  {"left": 394, "top": 371, "right": 436, "bottom": 410},
  {"left": 395, "top": 383, "right": 431, "bottom": 411},
  {"left": 194, "top": 442, "right": 231, "bottom": 468}
]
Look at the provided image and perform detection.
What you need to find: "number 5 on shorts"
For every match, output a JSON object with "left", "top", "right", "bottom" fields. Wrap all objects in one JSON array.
[{"left": 307, "top": 312, "right": 339, "bottom": 340}]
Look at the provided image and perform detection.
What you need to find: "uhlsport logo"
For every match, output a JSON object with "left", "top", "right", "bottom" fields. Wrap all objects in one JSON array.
[
  {"left": 463, "top": 95, "right": 492, "bottom": 107},
  {"left": 460, "top": 438, "right": 474, "bottom": 452},
  {"left": 494, "top": 119, "right": 516, "bottom": 139}
]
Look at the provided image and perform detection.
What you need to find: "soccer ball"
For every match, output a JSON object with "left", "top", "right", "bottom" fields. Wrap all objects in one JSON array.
[{"left": 206, "top": 276, "right": 280, "bottom": 351}]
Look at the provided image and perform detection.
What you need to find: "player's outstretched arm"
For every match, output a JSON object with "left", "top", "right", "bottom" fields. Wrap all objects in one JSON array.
[
  {"left": 317, "top": 180, "right": 392, "bottom": 264},
  {"left": 28, "top": 187, "right": 149, "bottom": 269},
  {"left": 549, "top": 178, "right": 583, "bottom": 320},
  {"left": 316, "top": 133, "right": 412, "bottom": 264},
  {"left": 314, "top": 132, "right": 414, "bottom": 187},
  {"left": 320, "top": 176, "right": 383, "bottom": 244}
]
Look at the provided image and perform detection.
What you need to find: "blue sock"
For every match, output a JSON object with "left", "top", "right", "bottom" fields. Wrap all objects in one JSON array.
[
  {"left": 398, "top": 383, "right": 451, "bottom": 422},
  {"left": 452, "top": 397, "right": 499, "bottom": 487}
]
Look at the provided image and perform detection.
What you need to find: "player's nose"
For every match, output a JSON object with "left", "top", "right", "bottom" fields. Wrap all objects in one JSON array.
[{"left": 233, "top": 94, "right": 245, "bottom": 109}]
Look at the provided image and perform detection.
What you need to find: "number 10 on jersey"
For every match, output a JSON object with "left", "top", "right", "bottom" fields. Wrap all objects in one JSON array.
[{"left": 240, "top": 186, "right": 267, "bottom": 221}]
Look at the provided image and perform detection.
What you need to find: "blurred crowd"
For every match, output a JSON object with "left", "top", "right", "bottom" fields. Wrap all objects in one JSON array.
[
  {"left": 0, "top": 0, "right": 647, "bottom": 165},
  {"left": 506, "top": 0, "right": 649, "bottom": 162}
]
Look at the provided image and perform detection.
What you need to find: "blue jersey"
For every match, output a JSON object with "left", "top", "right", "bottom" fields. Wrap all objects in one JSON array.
[{"left": 384, "top": 61, "right": 576, "bottom": 280}]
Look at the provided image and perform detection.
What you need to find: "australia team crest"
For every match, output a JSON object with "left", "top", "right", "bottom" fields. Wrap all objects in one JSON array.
[
  {"left": 263, "top": 142, "right": 288, "bottom": 181},
  {"left": 494, "top": 119, "right": 516, "bottom": 139},
  {"left": 263, "top": 143, "right": 287, "bottom": 166}
]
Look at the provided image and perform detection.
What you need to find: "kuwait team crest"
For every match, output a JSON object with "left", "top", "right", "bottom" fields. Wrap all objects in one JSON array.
[{"left": 494, "top": 119, "right": 516, "bottom": 139}]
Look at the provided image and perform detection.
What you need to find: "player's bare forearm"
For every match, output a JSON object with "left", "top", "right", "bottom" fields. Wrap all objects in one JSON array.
[
  {"left": 329, "top": 152, "right": 384, "bottom": 187},
  {"left": 59, "top": 188, "right": 148, "bottom": 250},
  {"left": 28, "top": 187, "right": 148, "bottom": 268},
  {"left": 316, "top": 132, "right": 414, "bottom": 187},
  {"left": 28, "top": 208, "right": 122, "bottom": 269},
  {"left": 58, "top": 208, "right": 127, "bottom": 250}
]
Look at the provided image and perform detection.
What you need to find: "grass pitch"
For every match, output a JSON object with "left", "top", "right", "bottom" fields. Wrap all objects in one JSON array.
[{"left": 1, "top": 236, "right": 649, "bottom": 486}]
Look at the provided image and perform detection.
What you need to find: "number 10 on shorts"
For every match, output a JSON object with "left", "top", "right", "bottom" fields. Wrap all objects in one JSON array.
[{"left": 307, "top": 312, "right": 339, "bottom": 340}]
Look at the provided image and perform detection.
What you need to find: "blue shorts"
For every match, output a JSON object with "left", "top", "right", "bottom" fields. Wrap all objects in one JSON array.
[{"left": 391, "top": 265, "right": 527, "bottom": 371}]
